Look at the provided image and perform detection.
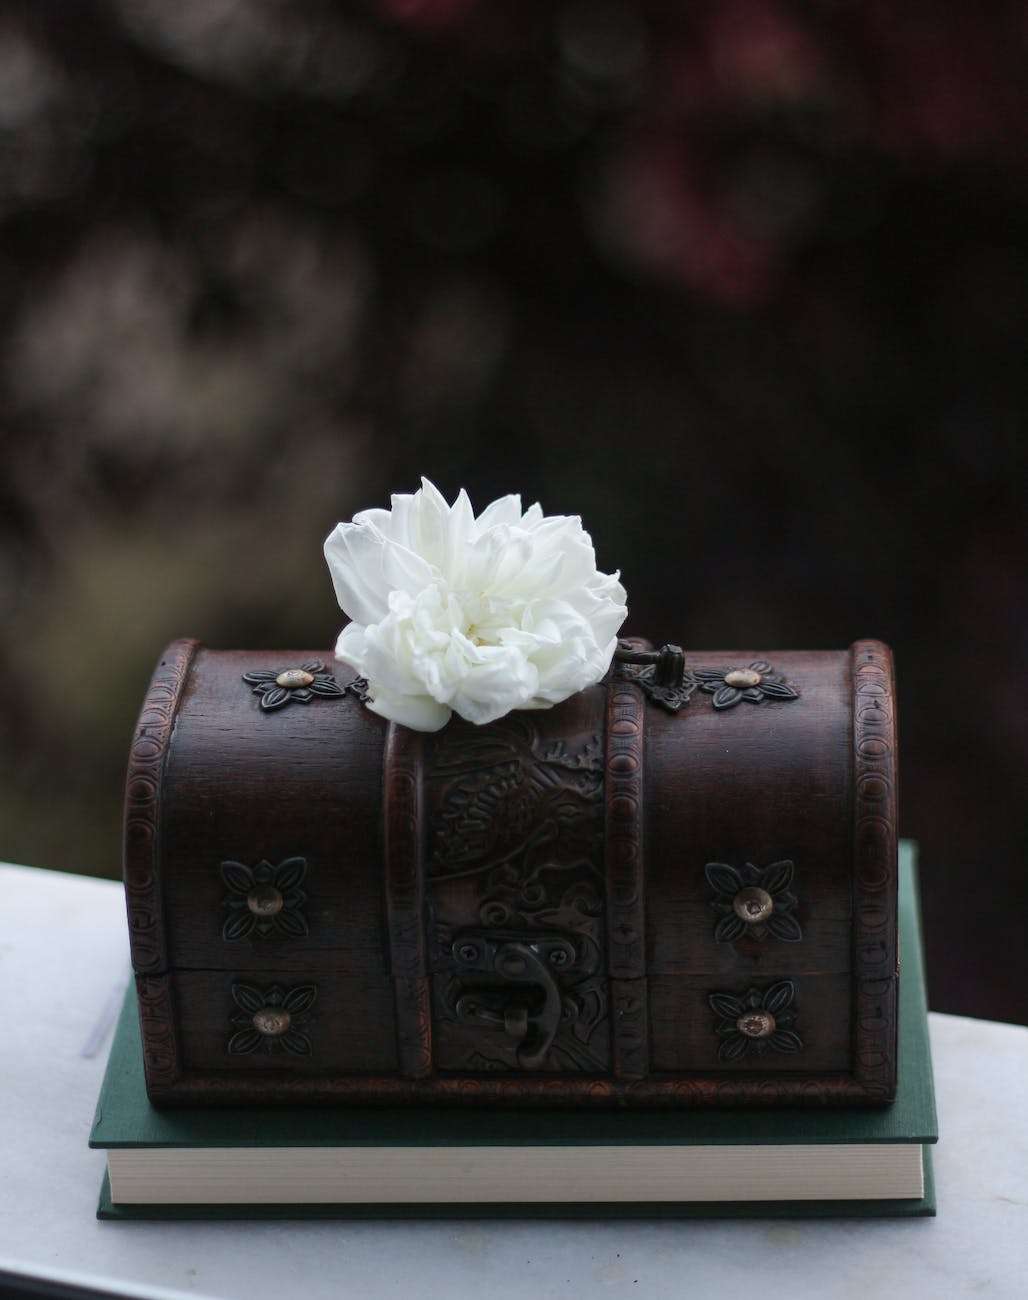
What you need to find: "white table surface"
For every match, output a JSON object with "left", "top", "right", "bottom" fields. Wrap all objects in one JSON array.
[{"left": 2, "top": 863, "right": 1026, "bottom": 1300}]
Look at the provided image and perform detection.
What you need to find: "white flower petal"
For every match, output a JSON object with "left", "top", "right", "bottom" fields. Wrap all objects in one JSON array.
[
  {"left": 445, "top": 487, "right": 476, "bottom": 583},
  {"left": 473, "top": 492, "right": 523, "bottom": 534},
  {"left": 367, "top": 689, "right": 451, "bottom": 732},
  {"left": 350, "top": 507, "right": 393, "bottom": 535},
  {"left": 451, "top": 645, "right": 539, "bottom": 725},
  {"left": 411, "top": 477, "right": 451, "bottom": 571},
  {"left": 323, "top": 523, "right": 390, "bottom": 626},
  {"left": 385, "top": 493, "right": 417, "bottom": 550},
  {"left": 334, "top": 621, "right": 368, "bottom": 671},
  {"left": 563, "top": 576, "right": 628, "bottom": 645},
  {"left": 380, "top": 536, "right": 438, "bottom": 597}
]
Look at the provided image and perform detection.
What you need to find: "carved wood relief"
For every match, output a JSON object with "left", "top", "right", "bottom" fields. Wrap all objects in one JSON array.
[{"left": 426, "top": 712, "right": 610, "bottom": 1073}]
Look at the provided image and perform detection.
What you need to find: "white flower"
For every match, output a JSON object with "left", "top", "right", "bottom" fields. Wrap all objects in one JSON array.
[{"left": 324, "top": 478, "right": 628, "bottom": 732}]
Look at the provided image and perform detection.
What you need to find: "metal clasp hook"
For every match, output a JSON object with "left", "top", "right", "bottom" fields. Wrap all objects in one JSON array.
[
  {"left": 451, "top": 933, "right": 576, "bottom": 1070},
  {"left": 614, "top": 641, "right": 697, "bottom": 712}
]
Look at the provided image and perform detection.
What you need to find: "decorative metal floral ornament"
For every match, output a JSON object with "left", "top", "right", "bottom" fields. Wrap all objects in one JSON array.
[
  {"left": 228, "top": 982, "right": 317, "bottom": 1056},
  {"left": 346, "top": 675, "right": 371, "bottom": 703},
  {"left": 612, "top": 645, "right": 799, "bottom": 714},
  {"left": 705, "top": 859, "right": 802, "bottom": 943},
  {"left": 220, "top": 857, "right": 309, "bottom": 941},
  {"left": 709, "top": 981, "right": 803, "bottom": 1061},
  {"left": 242, "top": 661, "right": 351, "bottom": 710},
  {"left": 693, "top": 661, "right": 799, "bottom": 710}
]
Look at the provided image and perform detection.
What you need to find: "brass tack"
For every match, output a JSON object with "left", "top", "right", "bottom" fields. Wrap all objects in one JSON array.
[
  {"left": 252, "top": 1008, "right": 291, "bottom": 1037},
  {"left": 276, "top": 668, "right": 315, "bottom": 689},
  {"left": 247, "top": 885, "right": 284, "bottom": 917},
  {"left": 733, "top": 886, "right": 774, "bottom": 924},
  {"left": 725, "top": 668, "right": 762, "bottom": 689},
  {"left": 737, "top": 1010, "right": 776, "bottom": 1039}
]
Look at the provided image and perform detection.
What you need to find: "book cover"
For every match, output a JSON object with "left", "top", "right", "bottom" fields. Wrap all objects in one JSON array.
[{"left": 93, "top": 842, "right": 935, "bottom": 1218}]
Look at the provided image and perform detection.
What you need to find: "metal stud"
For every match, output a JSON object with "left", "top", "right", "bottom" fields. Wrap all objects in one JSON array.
[
  {"left": 252, "top": 1008, "right": 291, "bottom": 1037},
  {"left": 276, "top": 668, "right": 315, "bottom": 689},
  {"left": 732, "top": 885, "right": 774, "bottom": 924},
  {"left": 246, "top": 884, "right": 285, "bottom": 918},
  {"left": 736, "top": 1010, "right": 776, "bottom": 1039},
  {"left": 724, "top": 668, "right": 762, "bottom": 689}
]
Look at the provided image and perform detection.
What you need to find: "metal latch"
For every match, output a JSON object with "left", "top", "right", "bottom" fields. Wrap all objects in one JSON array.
[
  {"left": 449, "top": 931, "right": 579, "bottom": 1070},
  {"left": 614, "top": 641, "right": 696, "bottom": 711}
]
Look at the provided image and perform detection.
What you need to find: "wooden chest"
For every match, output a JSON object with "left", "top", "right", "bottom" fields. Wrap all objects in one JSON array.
[{"left": 124, "top": 637, "right": 898, "bottom": 1107}]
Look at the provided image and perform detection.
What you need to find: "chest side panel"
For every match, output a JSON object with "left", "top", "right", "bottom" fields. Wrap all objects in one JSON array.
[
  {"left": 645, "top": 650, "right": 853, "bottom": 1074},
  {"left": 159, "top": 649, "right": 389, "bottom": 977}
]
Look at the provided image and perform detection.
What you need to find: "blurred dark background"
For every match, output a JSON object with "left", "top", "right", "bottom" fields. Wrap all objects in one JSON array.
[{"left": 0, "top": 1, "right": 1025, "bottom": 1023}]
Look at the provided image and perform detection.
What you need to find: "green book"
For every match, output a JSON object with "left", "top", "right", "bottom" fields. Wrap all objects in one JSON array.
[{"left": 92, "top": 843, "right": 936, "bottom": 1219}]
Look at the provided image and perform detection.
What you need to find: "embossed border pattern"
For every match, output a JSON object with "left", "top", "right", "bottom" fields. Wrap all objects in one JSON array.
[
  {"left": 151, "top": 1070, "right": 883, "bottom": 1108},
  {"left": 850, "top": 638, "right": 899, "bottom": 1100},
  {"left": 135, "top": 974, "right": 181, "bottom": 1094},
  {"left": 605, "top": 645, "right": 649, "bottom": 1079},
  {"left": 123, "top": 638, "right": 198, "bottom": 976}
]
